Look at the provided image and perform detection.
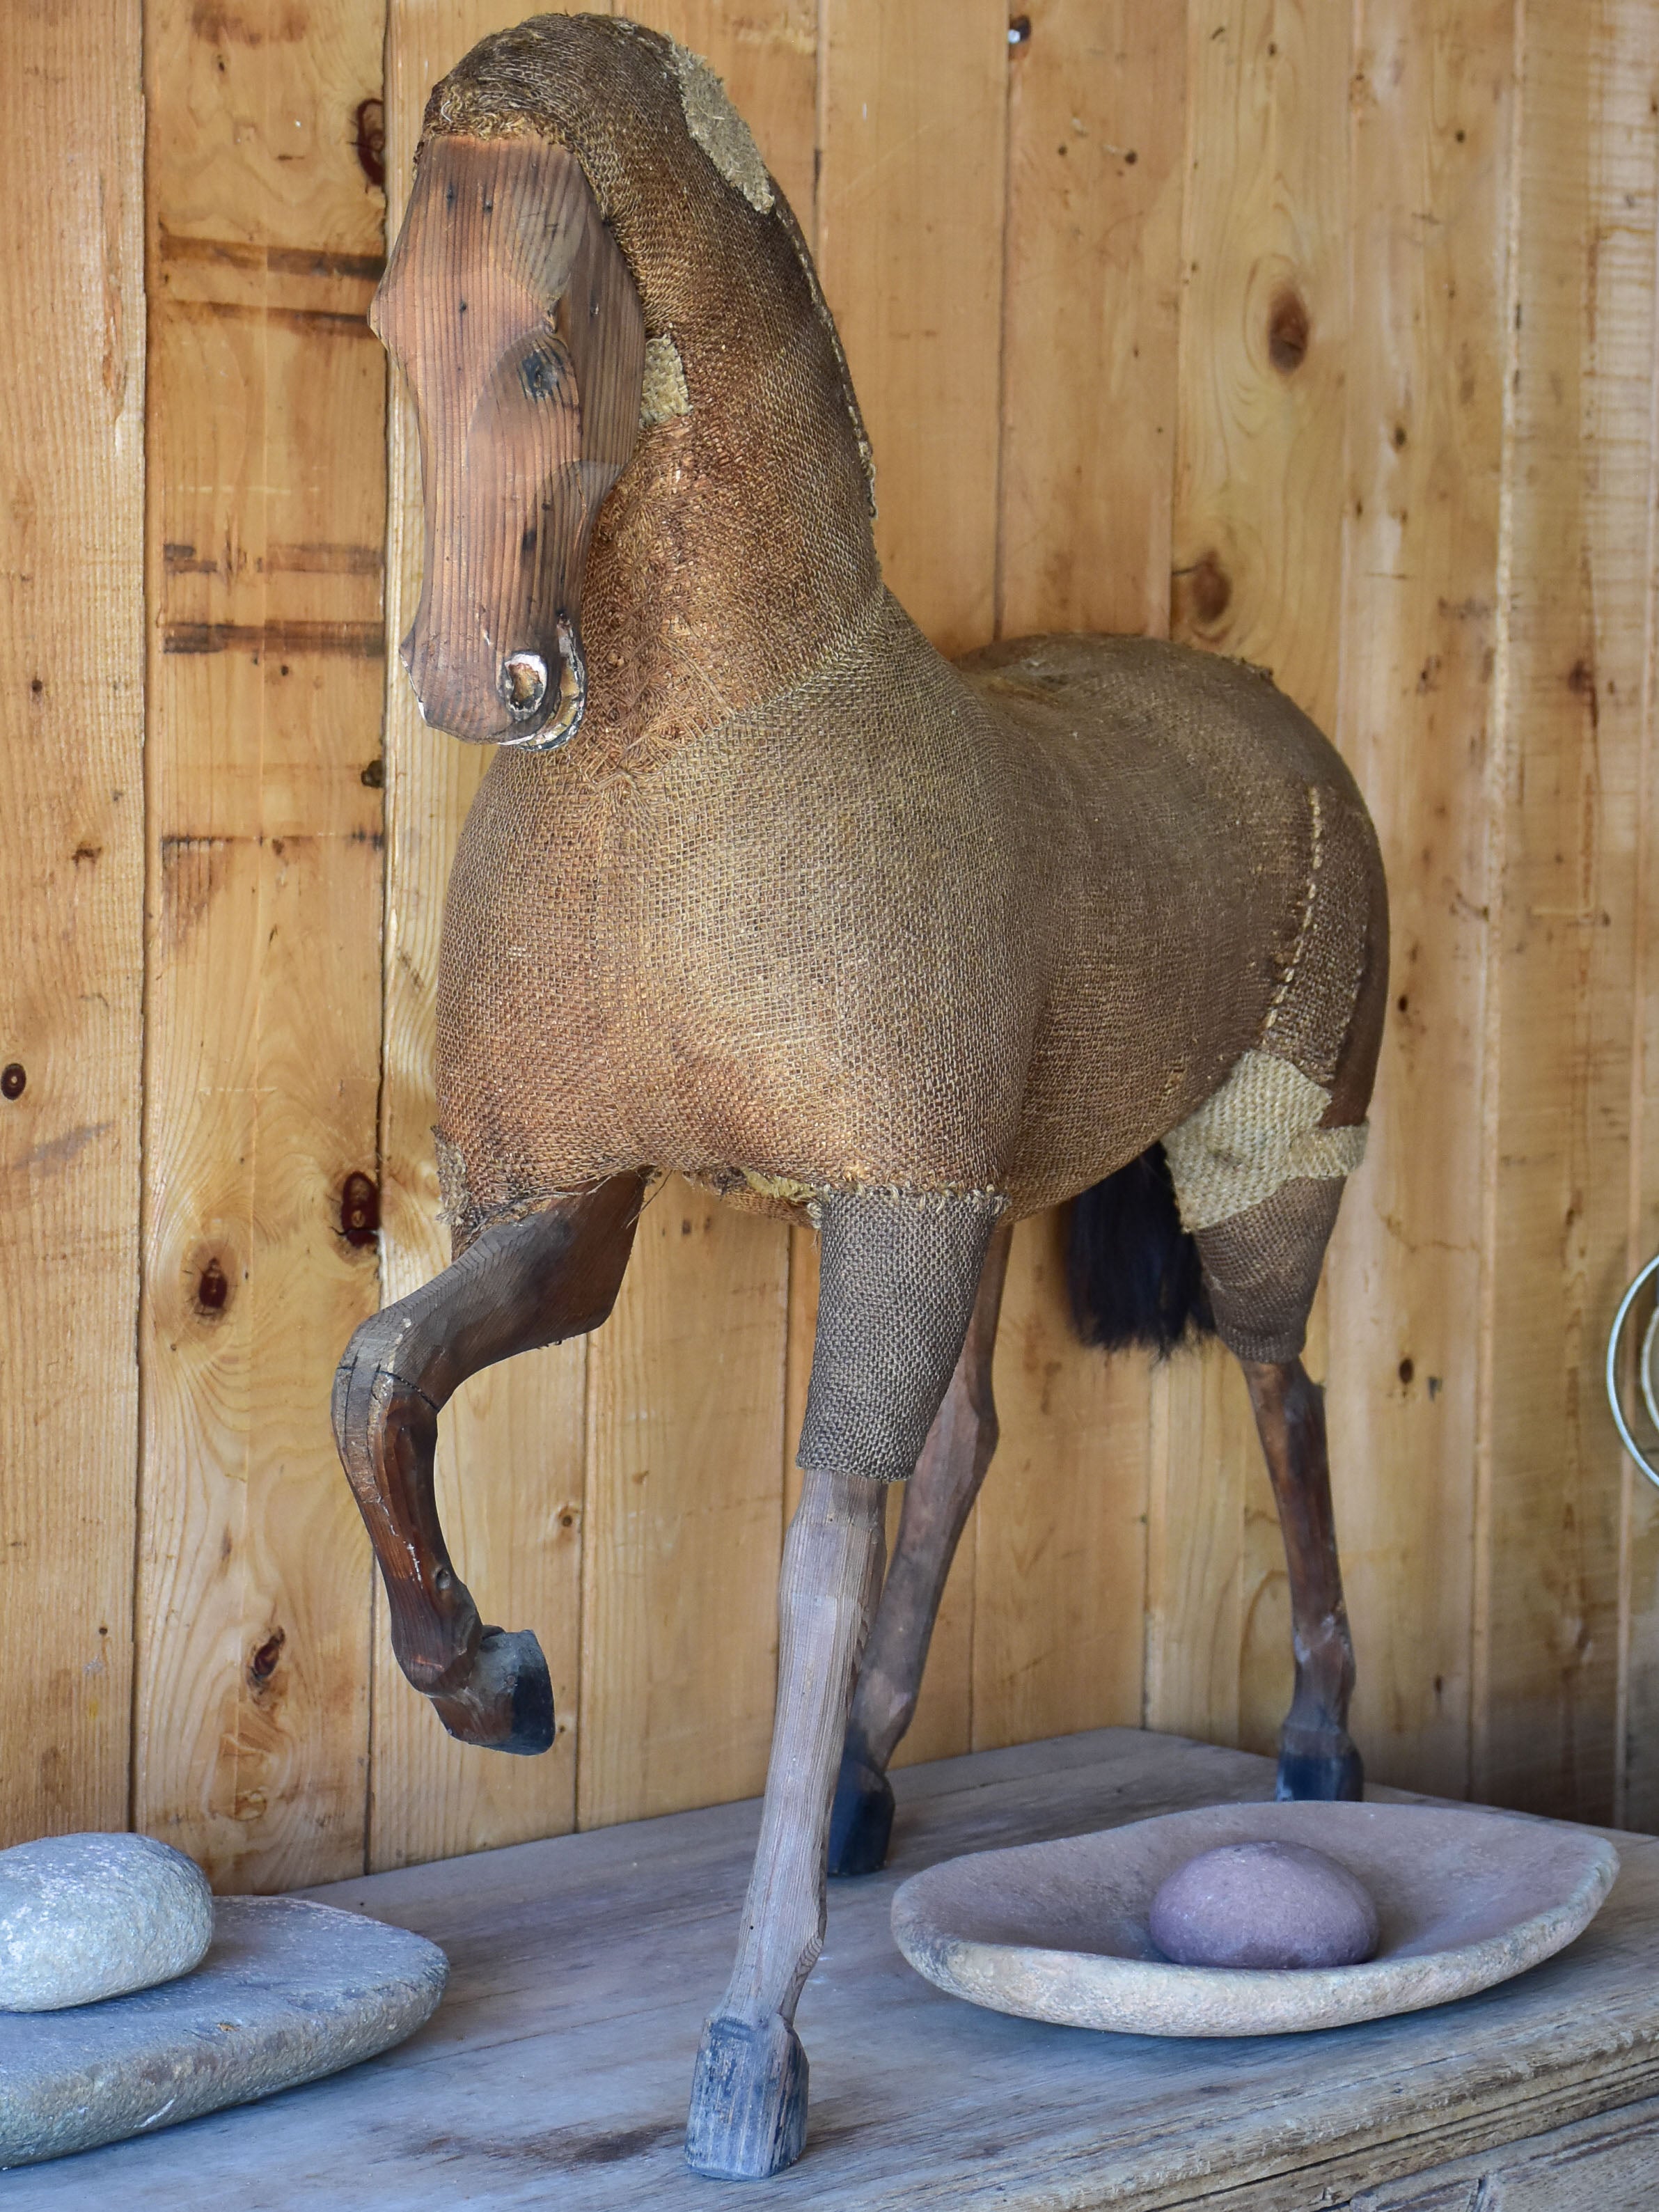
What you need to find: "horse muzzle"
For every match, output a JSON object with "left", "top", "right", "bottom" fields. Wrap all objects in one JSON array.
[{"left": 401, "top": 611, "right": 588, "bottom": 751}]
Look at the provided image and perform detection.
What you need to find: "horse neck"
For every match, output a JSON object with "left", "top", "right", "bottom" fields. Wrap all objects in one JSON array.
[{"left": 575, "top": 361, "right": 883, "bottom": 773}]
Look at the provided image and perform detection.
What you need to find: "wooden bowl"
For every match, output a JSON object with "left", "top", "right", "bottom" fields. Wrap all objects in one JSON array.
[{"left": 890, "top": 1801, "right": 1619, "bottom": 2037}]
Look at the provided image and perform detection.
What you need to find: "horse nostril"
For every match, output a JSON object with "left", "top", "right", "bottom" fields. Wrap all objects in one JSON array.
[{"left": 501, "top": 652, "right": 548, "bottom": 718}]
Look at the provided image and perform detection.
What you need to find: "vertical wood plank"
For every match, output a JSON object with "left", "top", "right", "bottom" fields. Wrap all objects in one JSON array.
[
  {"left": 1621, "top": 11, "right": 1659, "bottom": 1833},
  {"left": 975, "top": 0, "right": 1188, "bottom": 1759},
  {"left": 1151, "top": 0, "right": 1354, "bottom": 1760},
  {"left": 817, "top": 0, "right": 1009, "bottom": 654},
  {"left": 0, "top": 0, "right": 146, "bottom": 1847},
  {"left": 137, "top": 0, "right": 388, "bottom": 1889},
  {"left": 998, "top": 0, "right": 1186, "bottom": 641},
  {"left": 975, "top": 1214, "right": 1151, "bottom": 1751},
  {"left": 1323, "top": 0, "right": 1513, "bottom": 1800},
  {"left": 370, "top": 0, "right": 597, "bottom": 1872},
  {"left": 579, "top": 1184, "right": 789, "bottom": 1828},
  {"left": 1479, "top": 0, "right": 1659, "bottom": 1820}
]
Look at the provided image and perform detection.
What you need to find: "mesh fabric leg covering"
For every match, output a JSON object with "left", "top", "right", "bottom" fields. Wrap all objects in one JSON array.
[
  {"left": 1194, "top": 1175, "right": 1345, "bottom": 1365},
  {"left": 797, "top": 1187, "right": 1004, "bottom": 1484}
]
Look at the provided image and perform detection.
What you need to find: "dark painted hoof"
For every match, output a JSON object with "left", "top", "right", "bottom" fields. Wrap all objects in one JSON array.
[
  {"left": 1276, "top": 1735, "right": 1365, "bottom": 1802},
  {"left": 430, "top": 1626, "right": 555, "bottom": 1756},
  {"left": 685, "top": 2011, "right": 808, "bottom": 2179},
  {"left": 827, "top": 1753, "right": 895, "bottom": 1878}
]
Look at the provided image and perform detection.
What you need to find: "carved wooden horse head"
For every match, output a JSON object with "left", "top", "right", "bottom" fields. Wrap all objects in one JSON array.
[
  {"left": 339, "top": 13, "right": 1387, "bottom": 2183},
  {"left": 372, "top": 137, "right": 644, "bottom": 744}
]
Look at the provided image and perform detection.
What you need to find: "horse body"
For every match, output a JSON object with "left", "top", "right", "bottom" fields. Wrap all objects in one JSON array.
[
  {"left": 439, "top": 593, "right": 1380, "bottom": 1237},
  {"left": 340, "top": 14, "right": 1387, "bottom": 2180}
]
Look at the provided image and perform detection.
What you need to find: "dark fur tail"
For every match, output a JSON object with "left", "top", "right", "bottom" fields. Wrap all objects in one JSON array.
[{"left": 1066, "top": 1143, "right": 1215, "bottom": 1355}]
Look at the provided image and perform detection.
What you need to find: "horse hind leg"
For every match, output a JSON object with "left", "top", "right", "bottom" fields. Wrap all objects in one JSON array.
[
  {"left": 828, "top": 1221, "right": 1012, "bottom": 1876},
  {"left": 331, "top": 1172, "right": 643, "bottom": 1754},
  {"left": 1196, "top": 1175, "right": 1361, "bottom": 1801}
]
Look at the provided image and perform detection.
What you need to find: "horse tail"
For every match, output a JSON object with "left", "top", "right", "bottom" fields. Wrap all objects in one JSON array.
[{"left": 1065, "top": 1143, "right": 1216, "bottom": 1355}]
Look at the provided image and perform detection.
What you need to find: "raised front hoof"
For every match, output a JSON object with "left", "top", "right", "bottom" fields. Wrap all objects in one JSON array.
[
  {"left": 826, "top": 1754, "right": 895, "bottom": 1879},
  {"left": 684, "top": 2011, "right": 809, "bottom": 2180},
  {"left": 1276, "top": 1735, "right": 1365, "bottom": 1803},
  {"left": 429, "top": 1626, "right": 555, "bottom": 1756}
]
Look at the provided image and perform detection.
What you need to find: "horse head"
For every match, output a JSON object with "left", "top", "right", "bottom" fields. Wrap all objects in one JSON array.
[
  {"left": 373, "top": 134, "right": 646, "bottom": 747},
  {"left": 372, "top": 17, "right": 877, "bottom": 763}
]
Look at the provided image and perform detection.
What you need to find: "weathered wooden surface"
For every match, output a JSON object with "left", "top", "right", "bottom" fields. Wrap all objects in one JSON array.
[
  {"left": 134, "top": 0, "right": 386, "bottom": 1890},
  {"left": 1351, "top": 2092, "right": 1659, "bottom": 2209},
  {"left": 6, "top": 1730, "right": 1656, "bottom": 2209},
  {"left": 0, "top": 0, "right": 146, "bottom": 1851}
]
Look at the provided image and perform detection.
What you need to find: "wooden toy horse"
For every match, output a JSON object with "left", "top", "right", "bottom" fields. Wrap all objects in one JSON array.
[{"left": 335, "top": 15, "right": 1387, "bottom": 2179}]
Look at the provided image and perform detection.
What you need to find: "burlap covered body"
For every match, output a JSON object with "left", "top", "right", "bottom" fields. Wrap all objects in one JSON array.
[{"left": 422, "top": 17, "right": 1387, "bottom": 1258}]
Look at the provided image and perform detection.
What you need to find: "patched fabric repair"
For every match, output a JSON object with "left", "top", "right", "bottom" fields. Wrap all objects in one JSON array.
[
  {"left": 639, "top": 332, "right": 690, "bottom": 425},
  {"left": 672, "top": 43, "right": 774, "bottom": 212},
  {"left": 1163, "top": 1050, "right": 1367, "bottom": 1234}
]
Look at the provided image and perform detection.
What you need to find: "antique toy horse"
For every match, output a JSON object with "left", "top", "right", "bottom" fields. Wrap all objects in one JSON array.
[{"left": 335, "top": 15, "right": 1387, "bottom": 2179}]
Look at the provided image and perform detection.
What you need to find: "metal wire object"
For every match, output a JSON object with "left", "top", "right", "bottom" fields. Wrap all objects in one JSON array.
[{"left": 1605, "top": 1254, "right": 1659, "bottom": 1493}]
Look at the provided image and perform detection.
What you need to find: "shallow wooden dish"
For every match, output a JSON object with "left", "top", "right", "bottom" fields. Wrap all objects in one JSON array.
[{"left": 891, "top": 1801, "right": 1619, "bottom": 2038}]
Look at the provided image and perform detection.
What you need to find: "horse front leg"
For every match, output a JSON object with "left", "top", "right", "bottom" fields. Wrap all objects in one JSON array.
[
  {"left": 686, "top": 1186, "right": 1001, "bottom": 2179},
  {"left": 828, "top": 1221, "right": 1012, "bottom": 1876},
  {"left": 331, "top": 1172, "right": 643, "bottom": 1752}
]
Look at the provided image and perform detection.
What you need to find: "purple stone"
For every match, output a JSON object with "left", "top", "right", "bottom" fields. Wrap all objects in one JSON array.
[{"left": 1148, "top": 1840, "right": 1380, "bottom": 1970}]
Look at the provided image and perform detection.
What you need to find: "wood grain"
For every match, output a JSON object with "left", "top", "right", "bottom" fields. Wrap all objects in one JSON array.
[
  {"left": 0, "top": 0, "right": 146, "bottom": 1848},
  {"left": 1321, "top": 0, "right": 1512, "bottom": 1801},
  {"left": 579, "top": 1181, "right": 789, "bottom": 1829},
  {"left": 817, "top": 0, "right": 1009, "bottom": 655},
  {"left": 975, "top": 1214, "right": 1151, "bottom": 1751},
  {"left": 1475, "top": 0, "right": 1657, "bottom": 1824},
  {"left": 1160, "top": 0, "right": 1354, "bottom": 1764},
  {"left": 136, "top": 0, "right": 388, "bottom": 1889}
]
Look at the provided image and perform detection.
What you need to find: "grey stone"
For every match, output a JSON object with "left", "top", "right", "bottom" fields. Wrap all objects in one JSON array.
[
  {"left": 892, "top": 1800, "right": 1620, "bottom": 2037},
  {"left": 0, "top": 1834, "right": 213, "bottom": 2011},
  {"left": 1148, "top": 1840, "right": 1380, "bottom": 1969},
  {"left": 0, "top": 1896, "right": 447, "bottom": 2167}
]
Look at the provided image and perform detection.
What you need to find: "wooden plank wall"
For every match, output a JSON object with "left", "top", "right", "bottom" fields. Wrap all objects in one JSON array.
[{"left": 4, "top": 0, "right": 1659, "bottom": 1885}]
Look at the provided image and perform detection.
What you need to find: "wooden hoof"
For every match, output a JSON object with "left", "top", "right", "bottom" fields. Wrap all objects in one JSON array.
[
  {"left": 1276, "top": 1734, "right": 1365, "bottom": 1803},
  {"left": 826, "top": 1752, "right": 895, "bottom": 1878},
  {"left": 430, "top": 1626, "right": 556, "bottom": 1756},
  {"left": 684, "top": 2011, "right": 809, "bottom": 2179}
]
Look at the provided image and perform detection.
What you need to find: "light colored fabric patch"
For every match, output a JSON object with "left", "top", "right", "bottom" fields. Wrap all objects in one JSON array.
[
  {"left": 1163, "top": 1050, "right": 1367, "bottom": 1233},
  {"left": 741, "top": 1166, "right": 815, "bottom": 1208},
  {"left": 672, "top": 43, "right": 774, "bottom": 213},
  {"left": 640, "top": 333, "right": 691, "bottom": 426}
]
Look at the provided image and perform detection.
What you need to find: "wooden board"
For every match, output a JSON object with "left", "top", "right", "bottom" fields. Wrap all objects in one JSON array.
[
  {"left": 1156, "top": 0, "right": 1355, "bottom": 1764},
  {"left": 10, "top": 1727, "right": 1657, "bottom": 2209},
  {"left": 0, "top": 0, "right": 146, "bottom": 1848},
  {"left": 1476, "top": 0, "right": 1657, "bottom": 1826},
  {"left": 817, "top": 0, "right": 1009, "bottom": 656},
  {"left": 1321, "top": 0, "right": 1513, "bottom": 1801},
  {"left": 135, "top": 0, "right": 388, "bottom": 1890},
  {"left": 579, "top": 1182, "right": 789, "bottom": 1828}
]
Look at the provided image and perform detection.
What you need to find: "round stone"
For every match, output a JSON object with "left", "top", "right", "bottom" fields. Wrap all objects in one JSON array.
[
  {"left": 0, "top": 1833, "right": 214, "bottom": 2011},
  {"left": 1148, "top": 1840, "right": 1380, "bottom": 1970}
]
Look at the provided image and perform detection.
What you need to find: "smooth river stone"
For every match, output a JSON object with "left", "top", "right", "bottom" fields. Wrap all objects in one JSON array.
[
  {"left": 0, "top": 1896, "right": 447, "bottom": 2167},
  {"left": 1149, "top": 1840, "right": 1379, "bottom": 1969},
  {"left": 0, "top": 1833, "right": 213, "bottom": 2011}
]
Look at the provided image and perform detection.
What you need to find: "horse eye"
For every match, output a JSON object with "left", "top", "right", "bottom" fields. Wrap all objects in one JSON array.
[{"left": 519, "top": 349, "right": 565, "bottom": 402}]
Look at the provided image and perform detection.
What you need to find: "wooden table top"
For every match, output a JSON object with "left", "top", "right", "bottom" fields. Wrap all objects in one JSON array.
[{"left": 8, "top": 1727, "right": 1657, "bottom": 2210}]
